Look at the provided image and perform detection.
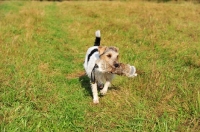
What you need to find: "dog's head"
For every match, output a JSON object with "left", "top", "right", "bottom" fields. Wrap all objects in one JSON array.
[{"left": 98, "top": 46, "right": 119, "bottom": 69}]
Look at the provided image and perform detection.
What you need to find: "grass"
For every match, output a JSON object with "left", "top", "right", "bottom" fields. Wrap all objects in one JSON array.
[{"left": 0, "top": 1, "right": 200, "bottom": 131}]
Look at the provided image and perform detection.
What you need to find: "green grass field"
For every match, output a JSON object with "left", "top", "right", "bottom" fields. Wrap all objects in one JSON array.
[{"left": 0, "top": 1, "right": 200, "bottom": 131}]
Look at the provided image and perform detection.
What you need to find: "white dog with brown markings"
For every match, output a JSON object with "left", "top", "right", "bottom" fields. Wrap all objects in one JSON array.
[{"left": 84, "top": 30, "right": 137, "bottom": 104}]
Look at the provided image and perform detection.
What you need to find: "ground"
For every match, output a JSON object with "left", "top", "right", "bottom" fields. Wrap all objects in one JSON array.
[{"left": 0, "top": 1, "right": 200, "bottom": 131}]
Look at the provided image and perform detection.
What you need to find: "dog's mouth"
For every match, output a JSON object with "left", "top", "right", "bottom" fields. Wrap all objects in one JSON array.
[
  {"left": 111, "top": 61, "right": 120, "bottom": 69},
  {"left": 97, "top": 60, "right": 120, "bottom": 73}
]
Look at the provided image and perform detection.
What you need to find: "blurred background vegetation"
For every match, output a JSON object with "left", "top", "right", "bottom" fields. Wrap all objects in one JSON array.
[{"left": 35, "top": 0, "right": 200, "bottom": 3}]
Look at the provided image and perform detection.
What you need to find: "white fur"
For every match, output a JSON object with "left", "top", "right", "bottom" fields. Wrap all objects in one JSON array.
[
  {"left": 84, "top": 46, "right": 99, "bottom": 77},
  {"left": 83, "top": 46, "right": 100, "bottom": 104},
  {"left": 91, "top": 83, "right": 99, "bottom": 103},
  {"left": 95, "top": 30, "right": 100, "bottom": 38}
]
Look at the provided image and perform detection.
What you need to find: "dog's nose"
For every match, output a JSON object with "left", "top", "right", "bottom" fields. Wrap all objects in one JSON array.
[{"left": 114, "top": 63, "right": 119, "bottom": 68}]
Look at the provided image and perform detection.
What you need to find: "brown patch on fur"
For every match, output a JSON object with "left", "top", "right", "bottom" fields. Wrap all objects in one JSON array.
[
  {"left": 100, "top": 52, "right": 110, "bottom": 62},
  {"left": 98, "top": 46, "right": 119, "bottom": 69},
  {"left": 98, "top": 46, "right": 107, "bottom": 55}
]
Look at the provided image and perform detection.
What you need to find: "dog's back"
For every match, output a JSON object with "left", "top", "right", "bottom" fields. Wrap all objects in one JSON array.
[{"left": 84, "top": 30, "right": 101, "bottom": 77}]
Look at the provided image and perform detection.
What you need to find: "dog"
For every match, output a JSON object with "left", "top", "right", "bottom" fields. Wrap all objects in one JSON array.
[{"left": 84, "top": 30, "right": 120, "bottom": 104}]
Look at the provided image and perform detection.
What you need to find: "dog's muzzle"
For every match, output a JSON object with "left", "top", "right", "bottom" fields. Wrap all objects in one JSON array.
[
  {"left": 114, "top": 63, "right": 119, "bottom": 68},
  {"left": 113, "top": 62, "right": 119, "bottom": 68}
]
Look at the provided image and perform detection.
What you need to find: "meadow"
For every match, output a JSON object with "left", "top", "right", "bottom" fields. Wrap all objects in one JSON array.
[{"left": 0, "top": 1, "right": 200, "bottom": 131}]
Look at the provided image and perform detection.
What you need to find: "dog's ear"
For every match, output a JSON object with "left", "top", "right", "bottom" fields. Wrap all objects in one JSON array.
[{"left": 98, "top": 46, "right": 107, "bottom": 55}]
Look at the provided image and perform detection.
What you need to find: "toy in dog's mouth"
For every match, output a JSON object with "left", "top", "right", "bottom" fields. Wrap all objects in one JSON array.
[
  {"left": 111, "top": 63, "right": 137, "bottom": 77},
  {"left": 96, "top": 60, "right": 137, "bottom": 77}
]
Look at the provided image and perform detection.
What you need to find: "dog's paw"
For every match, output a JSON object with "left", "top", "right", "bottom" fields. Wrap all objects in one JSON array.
[
  {"left": 100, "top": 90, "right": 107, "bottom": 95},
  {"left": 93, "top": 99, "right": 99, "bottom": 104}
]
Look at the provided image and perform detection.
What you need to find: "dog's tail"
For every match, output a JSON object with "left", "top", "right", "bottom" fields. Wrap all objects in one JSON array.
[{"left": 94, "top": 30, "right": 101, "bottom": 46}]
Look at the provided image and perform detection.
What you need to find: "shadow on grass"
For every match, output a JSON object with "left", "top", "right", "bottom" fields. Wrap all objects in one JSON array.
[
  {"left": 79, "top": 74, "right": 120, "bottom": 98},
  {"left": 79, "top": 74, "right": 92, "bottom": 97}
]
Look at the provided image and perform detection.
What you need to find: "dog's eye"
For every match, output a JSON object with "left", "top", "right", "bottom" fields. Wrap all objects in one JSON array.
[{"left": 107, "top": 54, "right": 112, "bottom": 58}]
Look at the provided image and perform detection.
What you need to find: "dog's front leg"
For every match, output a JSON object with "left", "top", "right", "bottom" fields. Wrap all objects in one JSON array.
[
  {"left": 100, "top": 81, "right": 110, "bottom": 95},
  {"left": 91, "top": 83, "right": 99, "bottom": 104}
]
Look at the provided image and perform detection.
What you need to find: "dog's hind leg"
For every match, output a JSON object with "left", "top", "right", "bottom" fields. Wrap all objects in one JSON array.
[
  {"left": 97, "top": 82, "right": 104, "bottom": 89},
  {"left": 91, "top": 83, "right": 99, "bottom": 104},
  {"left": 100, "top": 81, "right": 110, "bottom": 95}
]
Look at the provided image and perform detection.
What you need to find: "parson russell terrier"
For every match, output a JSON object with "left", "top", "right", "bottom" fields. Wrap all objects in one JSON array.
[{"left": 84, "top": 30, "right": 137, "bottom": 104}]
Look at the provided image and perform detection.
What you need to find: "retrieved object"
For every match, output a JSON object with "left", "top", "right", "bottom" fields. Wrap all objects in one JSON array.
[{"left": 111, "top": 63, "right": 137, "bottom": 77}]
